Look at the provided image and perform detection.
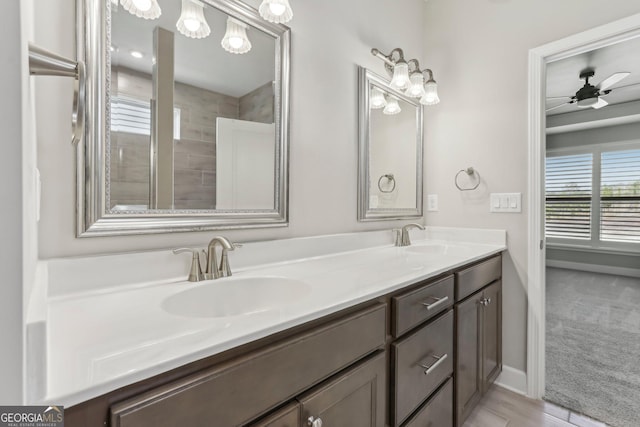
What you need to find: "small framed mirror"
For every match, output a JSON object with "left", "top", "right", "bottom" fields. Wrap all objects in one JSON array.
[
  {"left": 357, "top": 66, "right": 424, "bottom": 221},
  {"left": 77, "top": 0, "right": 290, "bottom": 236}
]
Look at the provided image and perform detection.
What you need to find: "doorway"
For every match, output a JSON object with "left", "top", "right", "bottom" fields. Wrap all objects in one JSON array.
[{"left": 527, "top": 11, "right": 640, "bottom": 424}]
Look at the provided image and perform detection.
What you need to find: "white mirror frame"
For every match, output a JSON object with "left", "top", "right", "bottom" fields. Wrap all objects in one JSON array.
[
  {"left": 357, "top": 66, "right": 424, "bottom": 221},
  {"left": 76, "top": 0, "right": 290, "bottom": 237}
]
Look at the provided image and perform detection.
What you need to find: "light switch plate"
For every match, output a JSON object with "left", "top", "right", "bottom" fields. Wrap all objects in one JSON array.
[
  {"left": 427, "top": 194, "right": 438, "bottom": 211},
  {"left": 490, "top": 193, "right": 521, "bottom": 213}
]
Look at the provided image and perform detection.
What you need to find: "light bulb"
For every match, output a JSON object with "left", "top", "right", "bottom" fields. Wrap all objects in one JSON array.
[
  {"left": 406, "top": 73, "right": 425, "bottom": 98},
  {"left": 132, "top": 0, "right": 151, "bottom": 11},
  {"left": 259, "top": 0, "right": 293, "bottom": 24},
  {"left": 390, "top": 61, "right": 410, "bottom": 90},
  {"left": 120, "top": 0, "right": 161, "bottom": 19},
  {"left": 370, "top": 87, "right": 387, "bottom": 110},
  {"left": 420, "top": 81, "right": 440, "bottom": 106},
  {"left": 222, "top": 17, "right": 251, "bottom": 54},
  {"left": 177, "top": 0, "right": 211, "bottom": 39},
  {"left": 183, "top": 18, "right": 201, "bottom": 32},
  {"left": 383, "top": 97, "right": 401, "bottom": 115},
  {"left": 269, "top": 3, "right": 286, "bottom": 15}
]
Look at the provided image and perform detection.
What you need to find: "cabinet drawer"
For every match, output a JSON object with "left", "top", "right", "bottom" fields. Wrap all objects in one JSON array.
[
  {"left": 392, "top": 275, "right": 454, "bottom": 337},
  {"left": 403, "top": 378, "right": 453, "bottom": 427},
  {"left": 392, "top": 310, "right": 454, "bottom": 426},
  {"left": 455, "top": 255, "right": 501, "bottom": 301},
  {"left": 248, "top": 402, "right": 300, "bottom": 427},
  {"left": 111, "top": 304, "right": 386, "bottom": 427}
]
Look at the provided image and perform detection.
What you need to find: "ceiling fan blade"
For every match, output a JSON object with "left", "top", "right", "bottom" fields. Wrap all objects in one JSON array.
[
  {"left": 592, "top": 98, "right": 609, "bottom": 109},
  {"left": 597, "top": 72, "right": 630, "bottom": 91},
  {"left": 605, "top": 82, "right": 640, "bottom": 92},
  {"left": 546, "top": 95, "right": 574, "bottom": 100},
  {"left": 545, "top": 102, "right": 570, "bottom": 113}
]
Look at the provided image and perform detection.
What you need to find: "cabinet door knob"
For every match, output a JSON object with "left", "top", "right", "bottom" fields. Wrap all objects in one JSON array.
[{"left": 307, "top": 416, "right": 323, "bottom": 427}]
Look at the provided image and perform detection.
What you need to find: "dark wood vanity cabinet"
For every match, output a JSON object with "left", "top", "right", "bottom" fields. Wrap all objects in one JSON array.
[
  {"left": 65, "top": 253, "right": 503, "bottom": 427},
  {"left": 454, "top": 256, "right": 503, "bottom": 427}
]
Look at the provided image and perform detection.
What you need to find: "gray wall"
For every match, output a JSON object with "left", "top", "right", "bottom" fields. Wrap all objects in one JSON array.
[
  {"left": 547, "top": 248, "right": 640, "bottom": 270},
  {"left": 0, "top": 0, "right": 24, "bottom": 404},
  {"left": 422, "top": 0, "right": 640, "bottom": 373},
  {"left": 239, "top": 81, "right": 274, "bottom": 124}
]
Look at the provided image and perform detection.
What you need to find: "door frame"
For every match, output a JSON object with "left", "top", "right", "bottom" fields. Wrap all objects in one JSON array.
[{"left": 527, "top": 13, "right": 640, "bottom": 399}]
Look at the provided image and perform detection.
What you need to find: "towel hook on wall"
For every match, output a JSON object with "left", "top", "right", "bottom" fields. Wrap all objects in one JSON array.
[{"left": 455, "top": 167, "right": 481, "bottom": 191}]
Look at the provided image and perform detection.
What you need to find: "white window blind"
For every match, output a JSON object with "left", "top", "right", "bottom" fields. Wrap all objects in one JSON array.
[
  {"left": 545, "top": 153, "right": 593, "bottom": 239},
  {"left": 111, "top": 97, "right": 181, "bottom": 139},
  {"left": 600, "top": 149, "right": 640, "bottom": 243}
]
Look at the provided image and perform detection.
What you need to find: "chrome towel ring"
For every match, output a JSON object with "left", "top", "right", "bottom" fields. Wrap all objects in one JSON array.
[
  {"left": 455, "top": 167, "right": 480, "bottom": 191},
  {"left": 378, "top": 174, "right": 396, "bottom": 193}
]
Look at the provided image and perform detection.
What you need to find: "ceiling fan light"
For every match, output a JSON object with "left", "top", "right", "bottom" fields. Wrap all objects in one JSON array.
[
  {"left": 577, "top": 97, "right": 598, "bottom": 108},
  {"left": 383, "top": 96, "right": 401, "bottom": 115},
  {"left": 259, "top": 0, "right": 293, "bottom": 24},
  {"left": 120, "top": 0, "right": 161, "bottom": 19},
  {"left": 222, "top": 17, "right": 252, "bottom": 54},
  {"left": 390, "top": 61, "right": 410, "bottom": 91},
  {"left": 420, "top": 81, "right": 440, "bottom": 106},
  {"left": 177, "top": 0, "right": 211, "bottom": 39}
]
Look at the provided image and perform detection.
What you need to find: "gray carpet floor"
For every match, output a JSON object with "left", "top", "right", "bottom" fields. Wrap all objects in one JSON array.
[{"left": 545, "top": 267, "right": 640, "bottom": 427}]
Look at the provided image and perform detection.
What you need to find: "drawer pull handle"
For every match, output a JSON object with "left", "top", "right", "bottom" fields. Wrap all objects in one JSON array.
[
  {"left": 479, "top": 297, "right": 492, "bottom": 306},
  {"left": 421, "top": 296, "right": 449, "bottom": 311},
  {"left": 308, "top": 416, "right": 323, "bottom": 427},
  {"left": 420, "top": 353, "right": 448, "bottom": 375}
]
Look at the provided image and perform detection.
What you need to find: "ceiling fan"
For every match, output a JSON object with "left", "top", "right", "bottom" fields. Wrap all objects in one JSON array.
[{"left": 546, "top": 70, "right": 633, "bottom": 113}]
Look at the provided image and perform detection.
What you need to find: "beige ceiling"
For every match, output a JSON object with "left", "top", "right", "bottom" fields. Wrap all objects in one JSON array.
[{"left": 546, "top": 36, "right": 640, "bottom": 116}]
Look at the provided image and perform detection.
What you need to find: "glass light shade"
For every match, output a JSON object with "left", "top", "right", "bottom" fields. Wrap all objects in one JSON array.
[
  {"left": 120, "top": 0, "right": 161, "bottom": 19},
  {"left": 221, "top": 17, "right": 252, "bottom": 54},
  {"left": 390, "top": 61, "right": 410, "bottom": 90},
  {"left": 259, "top": 0, "right": 293, "bottom": 24},
  {"left": 420, "top": 81, "right": 440, "bottom": 106},
  {"left": 383, "top": 97, "right": 401, "bottom": 115},
  {"left": 370, "top": 87, "right": 387, "bottom": 109},
  {"left": 577, "top": 97, "right": 598, "bottom": 108},
  {"left": 177, "top": 0, "right": 211, "bottom": 39},
  {"left": 406, "top": 73, "right": 425, "bottom": 98}
]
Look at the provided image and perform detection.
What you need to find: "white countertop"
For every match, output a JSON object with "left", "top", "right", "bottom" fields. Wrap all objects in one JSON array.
[{"left": 32, "top": 227, "right": 506, "bottom": 407}]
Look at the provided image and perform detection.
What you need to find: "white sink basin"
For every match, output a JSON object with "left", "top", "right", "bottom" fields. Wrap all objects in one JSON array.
[{"left": 162, "top": 277, "right": 312, "bottom": 318}]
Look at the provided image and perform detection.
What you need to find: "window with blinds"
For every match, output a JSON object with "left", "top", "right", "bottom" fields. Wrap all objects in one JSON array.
[
  {"left": 600, "top": 149, "right": 640, "bottom": 243},
  {"left": 545, "top": 153, "right": 593, "bottom": 239},
  {"left": 111, "top": 97, "right": 181, "bottom": 139}
]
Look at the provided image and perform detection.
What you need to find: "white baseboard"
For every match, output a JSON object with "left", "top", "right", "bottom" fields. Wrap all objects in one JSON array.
[
  {"left": 495, "top": 365, "right": 527, "bottom": 396},
  {"left": 546, "top": 260, "right": 640, "bottom": 278}
]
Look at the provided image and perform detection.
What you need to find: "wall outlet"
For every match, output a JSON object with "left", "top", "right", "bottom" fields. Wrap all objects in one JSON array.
[
  {"left": 427, "top": 194, "right": 439, "bottom": 212},
  {"left": 490, "top": 193, "right": 521, "bottom": 213}
]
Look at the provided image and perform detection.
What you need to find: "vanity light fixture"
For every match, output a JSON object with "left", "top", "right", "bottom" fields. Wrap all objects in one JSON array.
[
  {"left": 383, "top": 96, "right": 401, "bottom": 115},
  {"left": 177, "top": 0, "right": 211, "bottom": 39},
  {"left": 259, "top": 0, "right": 293, "bottom": 24},
  {"left": 371, "top": 47, "right": 440, "bottom": 106},
  {"left": 221, "top": 17, "right": 252, "bottom": 54},
  {"left": 420, "top": 70, "right": 440, "bottom": 105},
  {"left": 370, "top": 87, "right": 387, "bottom": 109},
  {"left": 120, "top": 0, "right": 161, "bottom": 20}
]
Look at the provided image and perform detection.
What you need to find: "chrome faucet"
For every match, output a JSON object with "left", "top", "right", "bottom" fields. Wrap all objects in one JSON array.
[
  {"left": 395, "top": 223, "right": 425, "bottom": 247},
  {"left": 204, "top": 236, "right": 241, "bottom": 280}
]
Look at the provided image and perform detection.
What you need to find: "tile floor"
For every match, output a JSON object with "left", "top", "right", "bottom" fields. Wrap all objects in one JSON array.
[{"left": 463, "top": 386, "right": 608, "bottom": 427}]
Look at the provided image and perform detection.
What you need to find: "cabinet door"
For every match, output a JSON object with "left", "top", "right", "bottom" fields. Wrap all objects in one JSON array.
[
  {"left": 482, "top": 280, "right": 502, "bottom": 391},
  {"left": 248, "top": 402, "right": 300, "bottom": 427},
  {"left": 298, "top": 352, "right": 386, "bottom": 427},
  {"left": 454, "top": 293, "right": 483, "bottom": 427}
]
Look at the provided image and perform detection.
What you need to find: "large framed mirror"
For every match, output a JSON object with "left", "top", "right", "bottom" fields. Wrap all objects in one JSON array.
[
  {"left": 76, "top": 0, "right": 290, "bottom": 236},
  {"left": 358, "top": 66, "right": 423, "bottom": 221}
]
